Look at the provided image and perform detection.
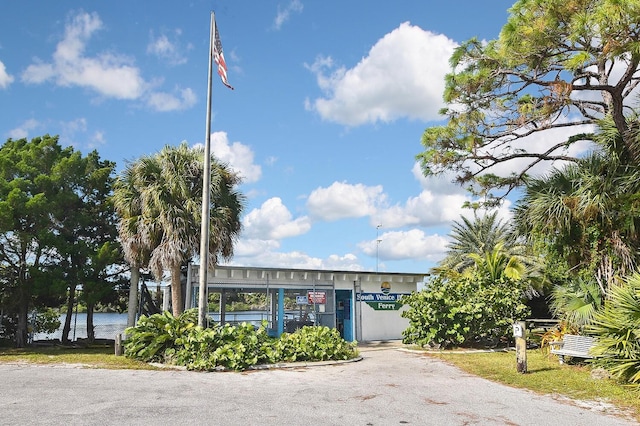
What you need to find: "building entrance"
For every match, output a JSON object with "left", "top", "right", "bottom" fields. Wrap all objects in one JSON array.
[{"left": 335, "top": 289, "right": 353, "bottom": 341}]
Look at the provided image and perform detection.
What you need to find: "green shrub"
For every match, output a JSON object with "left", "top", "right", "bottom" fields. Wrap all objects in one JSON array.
[
  {"left": 401, "top": 274, "right": 530, "bottom": 348},
  {"left": 274, "top": 326, "right": 358, "bottom": 362},
  {"left": 174, "top": 321, "right": 275, "bottom": 371},
  {"left": 588, "top": 273, "right": 640, "bottom": 386},
  {"left": 124, "top": 309, "right": 197, "bottom": 362},
  {"left": 124, "top": 311, "right": 358, "bottom": 371}
]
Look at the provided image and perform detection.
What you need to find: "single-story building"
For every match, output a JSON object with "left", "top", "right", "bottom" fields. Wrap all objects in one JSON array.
[{"left": 184, "top": 264, "right": 428, "bottom": 342}]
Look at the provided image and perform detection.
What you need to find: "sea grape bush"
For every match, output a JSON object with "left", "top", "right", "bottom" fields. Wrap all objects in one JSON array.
[
  {"left": 124, "top": 309, "right": 359, "bottom": 371},
  {"left": 401, "top": 275, "right": 530, "bottom": 349},
  {"left": 123, "top": 309, "right": 197, "bottom": 362},
  {"left": 274, "top": 325, "right": 356, "bottom": 362}
]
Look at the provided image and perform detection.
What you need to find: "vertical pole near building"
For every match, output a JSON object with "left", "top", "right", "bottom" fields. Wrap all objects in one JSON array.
[
  {"left": 514, "top": 321, "right": 527, "bottom": 373},
  {"left": 197, "top": 12, "right": 216, "bottom": 328}
]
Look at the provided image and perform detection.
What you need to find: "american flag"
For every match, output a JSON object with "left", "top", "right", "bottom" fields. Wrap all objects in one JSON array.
[{"left": 214, "top": 21, "right": 234, "bottom": 90}]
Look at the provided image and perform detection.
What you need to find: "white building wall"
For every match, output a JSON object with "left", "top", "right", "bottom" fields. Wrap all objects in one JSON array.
[{"left": 356, "top": 279, "right": 416, "bottom": 342}]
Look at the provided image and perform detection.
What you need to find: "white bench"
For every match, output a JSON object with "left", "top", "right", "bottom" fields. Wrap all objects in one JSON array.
[{"left": 549, "top": 334, "right": 596, "bottom": 364}]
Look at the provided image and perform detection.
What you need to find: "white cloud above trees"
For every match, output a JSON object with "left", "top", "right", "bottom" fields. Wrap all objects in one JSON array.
[
  {"left": 306, "top": 181, "right": 385, "bottom": 221},
  {"left": 20, "top": 11, "right": 194, "bottom": 112},
  {"left": 0, "top": 60, "right": 14, "bottom": 89},
  {"left": 306, "top": 22, "right": 457, "bottom": 126},
  {"left": 242, "top": 197, "right": 311, "bottom": 240}
]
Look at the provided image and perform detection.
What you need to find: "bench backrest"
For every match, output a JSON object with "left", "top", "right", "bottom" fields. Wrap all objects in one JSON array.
[{"left": 563, "top": 334, "right": 595, "bottom": 352}]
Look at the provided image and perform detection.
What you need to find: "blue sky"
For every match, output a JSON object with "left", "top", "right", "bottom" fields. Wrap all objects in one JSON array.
[{"left": 0, "top": 1, "right": 521, "bottom": 274}]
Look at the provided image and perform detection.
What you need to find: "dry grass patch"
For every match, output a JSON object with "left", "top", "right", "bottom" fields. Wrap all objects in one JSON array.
[{"left": 0, "top": 344, "right": 154, "bottom": 370}]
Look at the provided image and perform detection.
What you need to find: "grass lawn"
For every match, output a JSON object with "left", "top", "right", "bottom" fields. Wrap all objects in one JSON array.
[
  {"left": 431, "top": 348, "right": 640, "bottom": 422},
  {"left": 0, "top": 344, "right": 153, "bottom": 370}
]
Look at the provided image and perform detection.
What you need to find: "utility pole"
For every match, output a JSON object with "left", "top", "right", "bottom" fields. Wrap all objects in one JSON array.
[{"left": 376, "top": 224, "right": 382, "bottom": 272}]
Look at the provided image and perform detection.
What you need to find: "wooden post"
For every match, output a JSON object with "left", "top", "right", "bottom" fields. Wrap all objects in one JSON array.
[
  {"left": 115, "top": 333, "right": 122, "bottom": 356},
  {"left": 513, "top": 321, "right": 527, "bottom": 374}
]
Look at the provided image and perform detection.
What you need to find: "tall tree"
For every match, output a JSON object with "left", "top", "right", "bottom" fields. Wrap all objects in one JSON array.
[
  {"left": 0, "top": 136, "right": 69, "bottom": 346},
  {"left": 418, "top": 0, "right": 640, "bottom": 204},
  {"left": 0, "top": 136, "right": 119, "bottom": 347},
  {"left": 112, "top": 163, "right": 156, "bottom": 328},
  {"left": 113, "top": 143, "right": 244, "bottom": 317},
  {"left": 50, "top": 149, "right": 120, "bottom": 343}
]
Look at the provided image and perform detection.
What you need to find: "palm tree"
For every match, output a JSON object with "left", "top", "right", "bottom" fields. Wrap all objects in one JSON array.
[
  {"left": 113, "top": 143, "right": 244, "bottom": 317},
  {"left": 112, "top": 164, "right": 157, "bottom": 327},
  {"left": 465, "top": 242, "right": 526, "bottom": 283},
  {"left": 549, "top": 277, "right": 603, "bottom": 329},
  {"left": 514, "top": 121, "right": 640, "bottom": 295},
  {"left": 435, "top": 211, "right": 521, "bottom": 273}
]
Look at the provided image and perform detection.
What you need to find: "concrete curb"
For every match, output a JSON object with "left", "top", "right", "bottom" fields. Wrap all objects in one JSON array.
[
  {"left": 249, "top": 355, "right": 364, "bottom": 370},
  {"left": 148, "top": 354, "right": 365, "bottom": 372}
]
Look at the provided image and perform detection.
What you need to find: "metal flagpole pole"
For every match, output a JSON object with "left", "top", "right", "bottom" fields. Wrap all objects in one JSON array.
[{"left": 197, "top": 11, "right": 215, "bottom": 328}]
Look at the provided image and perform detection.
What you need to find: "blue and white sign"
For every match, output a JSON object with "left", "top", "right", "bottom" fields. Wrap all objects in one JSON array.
[
  {"left": 356, "top": 293, "right": 409, "bottom": 302},
  {"left": 296, "top": 295, "right": 309, "bottom": 305}
]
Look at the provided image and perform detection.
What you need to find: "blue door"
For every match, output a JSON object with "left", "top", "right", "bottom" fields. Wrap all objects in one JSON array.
[{"left": 335, "top": 290, "right": 354, "bottom": 341}]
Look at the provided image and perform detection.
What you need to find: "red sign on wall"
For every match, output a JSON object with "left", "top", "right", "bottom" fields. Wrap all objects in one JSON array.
[{"left": 307, "top": 291, "right": 326, "bottom": 304}]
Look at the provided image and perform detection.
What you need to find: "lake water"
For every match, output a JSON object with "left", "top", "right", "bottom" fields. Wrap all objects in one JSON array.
[
  {"left": 32, "top": 312, "right": 128, "bottom": 341},
  {"left": 32, "top": 310, "right": 299, "bottom": 341}
]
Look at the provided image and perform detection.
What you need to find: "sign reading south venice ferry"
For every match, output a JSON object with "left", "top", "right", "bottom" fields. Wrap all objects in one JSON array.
[{"left": 357, "top": 293, "right": 410, "bottom": 310}]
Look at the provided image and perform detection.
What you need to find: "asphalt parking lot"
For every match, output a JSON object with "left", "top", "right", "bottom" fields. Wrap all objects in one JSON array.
[{"left": 1, "top": 343, "right": 636, "bottom": 425}]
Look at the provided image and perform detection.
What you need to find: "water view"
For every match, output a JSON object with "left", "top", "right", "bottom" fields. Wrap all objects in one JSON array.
[{"left": 32, "top": 310, "right": 306, "bottom": 341}]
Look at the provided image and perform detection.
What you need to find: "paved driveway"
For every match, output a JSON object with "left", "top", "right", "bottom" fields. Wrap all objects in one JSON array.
[{"left": 1, "top": 344, "right": 636, "bottom": 425}]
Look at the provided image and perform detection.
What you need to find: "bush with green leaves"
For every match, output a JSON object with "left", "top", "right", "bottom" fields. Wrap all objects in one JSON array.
[
  {"left": 588, "top": 273, "right": 640, "bottom": 386},
  {"left": 274, "top": 326, "right": 357, "bottom": 362},
  {"left": 124, "top": 310, "right": 358, "bottom": 371},
  {"left": 401, "top": 274, "right": 530, "bottom": 348},
  {"left": 173, "top": 321, "right": 275, "bottom": 371},
  {"left": 124, "top": 309, "right": 197, "bottom": 362}
]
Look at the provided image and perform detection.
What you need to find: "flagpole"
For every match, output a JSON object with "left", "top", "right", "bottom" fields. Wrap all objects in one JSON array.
[{"left": 197, "top": 11, "right": 215, "bottom": 328}]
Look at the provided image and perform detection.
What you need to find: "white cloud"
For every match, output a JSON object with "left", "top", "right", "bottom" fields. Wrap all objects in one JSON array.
[
  {"left": 7, "top": 119, "right": 40, "bottom": 140},
  {"left": 376, "top": 191, "right": 470, "bottom": 228},
  {"left": 21, "top": 11, "right": 147, "bottom": 100},
  {"left": 58, "top": 117, "right": 107, "bottom": 151},
  {"left": 306, "top": 22, "right": 457, "bottom": 126},
  {"left": 19, "top": 10, "right": 196, "bottom": 112},
  {"left": 273, "top": 0, "right": 304, "bottom": 30},
  {"left": 192, "top": 132, "right": 262, "bottom": 183},
  {"left": 0, "top": 60, "right": 14, "bottom": 89},
  {"left": 232, "top": 238, "right": 282, "bottom": 258},
  {"left": 243, "top": 197, "right": 311, "bottom": 239},
  {"left": 359, "top": 229, "right": 449, "bottom": 262},
  {"left": 209, "top": 131, "right": 262, "bottom": 183},
  {"left": 226, "top": 244, "right": 363, "bottom": 271},
  {"left": 471, "top": 122, "right": 597, "bottom": 180},
  {"left": 87, "top": 130, "right": 106, "bottom": 149},
  {"left": 146, "top": 87, "right": 196, "bottom": 111},
  {"left": 370, "top": 162, "right": 514, "bottom": 234},
  {"left": 306, "top": 181, "right": 385, "bottom": 221},
  {"left": 147, "top": 29, "right": 190, "bottom": 66}
]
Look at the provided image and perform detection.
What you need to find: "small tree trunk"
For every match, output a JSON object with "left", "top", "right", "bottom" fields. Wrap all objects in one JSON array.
[
  {"left": 62, "top": 286, "right": 76, "bottom": 343},
  {"left": 171, "top": 266, "right": 183, "bottom": 316},
  {"left": 16, "top": 298, "right": 28, "bottom": 348},
  {"left": 127, "top": 266, "right": 140, "bottom": 328},
  {"left": 15, "top": 272, "right": 30, "bottom": 348},
  {"left": 86, "top": 303, "right": 95, "bottom": 343}
]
